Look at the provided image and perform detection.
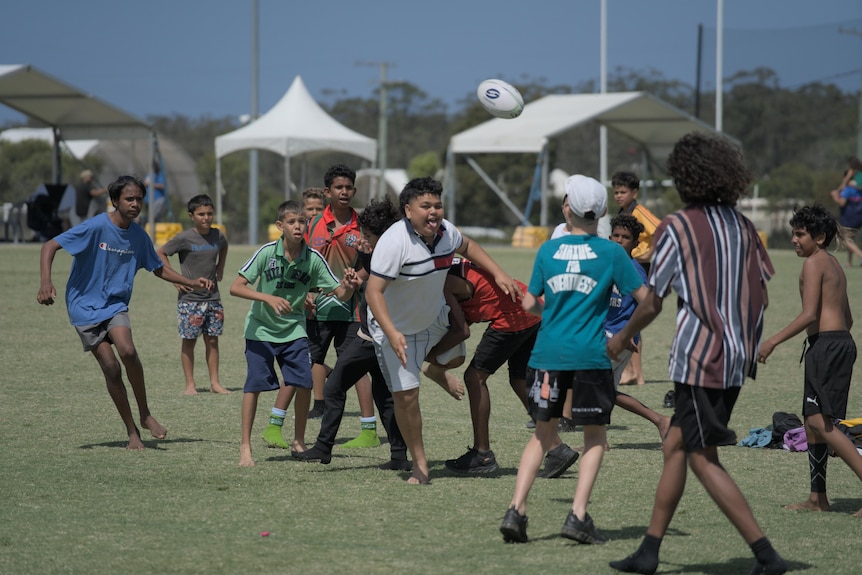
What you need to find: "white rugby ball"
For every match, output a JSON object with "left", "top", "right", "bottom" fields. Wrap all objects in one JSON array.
[{"left": 477, "top": 79, "right": 524, "bottom": 119}]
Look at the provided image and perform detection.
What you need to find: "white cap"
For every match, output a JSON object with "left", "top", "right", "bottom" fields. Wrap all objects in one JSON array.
[{"left": 565, "top": 175, "right": 607, "bottom": 220}]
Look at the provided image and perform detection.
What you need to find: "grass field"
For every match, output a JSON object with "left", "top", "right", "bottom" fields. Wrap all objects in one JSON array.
[{"left": 1, "top": 242, "right": 861, "bottom": 574}]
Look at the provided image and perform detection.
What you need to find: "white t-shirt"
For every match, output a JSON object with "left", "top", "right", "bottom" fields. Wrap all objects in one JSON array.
[
  {"left": 368, "top": 218, "right": 463, "bottom": 335},
  {"left": 550, "top": 215, "right": 611, "bottom": 240}
]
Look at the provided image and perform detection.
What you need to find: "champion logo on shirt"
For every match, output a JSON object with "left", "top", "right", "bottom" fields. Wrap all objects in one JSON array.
[{"left": 98, "top": 242, "right": 134, "bottom": 256}]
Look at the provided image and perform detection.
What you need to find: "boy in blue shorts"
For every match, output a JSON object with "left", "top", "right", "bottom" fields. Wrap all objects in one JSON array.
[
  {"left": 608, "top": 133, "right": 785, "bottom": 575},
  {"left": 37, "top": 175, "right": 213, "bottom": 450},
  {"left": 499, "top": 175, "right": 647, "bottom": 544},
  {"left": 157, "top": 194, "right": 230, "bottom": 395},
  {"left": 365, "top": 177, "right": 518, "bottom": 485},
  {"left": 230, "top": 200, "right": 359, "bottom": 467}
]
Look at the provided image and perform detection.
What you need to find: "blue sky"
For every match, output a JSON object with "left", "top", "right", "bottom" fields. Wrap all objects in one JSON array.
[{"left": 2, "top": 0, "right": 861, "bottom": 125}]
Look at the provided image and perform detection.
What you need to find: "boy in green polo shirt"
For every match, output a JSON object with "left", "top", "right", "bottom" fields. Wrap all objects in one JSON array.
[{"left": 230, "top": 200, "right": 360, "bottom": 467}]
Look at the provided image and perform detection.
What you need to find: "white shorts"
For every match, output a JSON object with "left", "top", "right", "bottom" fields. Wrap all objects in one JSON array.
[
  {"left": 435, "top": 341, "right": 467, "bottom": 366},
  {"left": 370, "top": 305, "right": 450, "bottom": 393}
]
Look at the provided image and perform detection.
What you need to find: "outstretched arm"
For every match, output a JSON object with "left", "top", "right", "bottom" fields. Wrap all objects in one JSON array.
[
  {"left": 457, "top": 234, "right": 520, "bottom": 301},
  {"left": 37, "top": 239, "right": 62, "bottom": 305},
  {"left": 607, "top": 287, "right": 662, "bottom": 359},
  {"left": 153, "top": 265, "right": 212, "bottom": 292}
]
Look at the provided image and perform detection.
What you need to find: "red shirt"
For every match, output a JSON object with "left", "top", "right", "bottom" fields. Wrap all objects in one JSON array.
[
  {"left": 449, "top": 258, "right": 540, "bottom": 333},
  {"left": 305, "top": 205, "right": 362, "bottom": 321}
]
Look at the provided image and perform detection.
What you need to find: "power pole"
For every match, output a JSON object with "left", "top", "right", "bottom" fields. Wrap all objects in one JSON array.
[
  {"left": 357, "top": 61, "right": 393, "bottom": 199},
  {"left": 838, "top": 26, "right": 862, "bottom": 158}
]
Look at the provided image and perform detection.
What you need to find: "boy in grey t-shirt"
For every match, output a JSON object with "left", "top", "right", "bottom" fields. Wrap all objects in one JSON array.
[{"left": 157, "top": 195, "right": 230, "bottom": 395}]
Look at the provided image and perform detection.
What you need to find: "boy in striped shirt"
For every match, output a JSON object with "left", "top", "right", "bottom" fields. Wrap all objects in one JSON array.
[{"left": 608, "top": 133, "right": 785, "bottom": 575}]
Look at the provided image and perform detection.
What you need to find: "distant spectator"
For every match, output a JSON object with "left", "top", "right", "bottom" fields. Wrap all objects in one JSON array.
[{"left": 72, "top": 170, "right": 107, "bottom": 226}]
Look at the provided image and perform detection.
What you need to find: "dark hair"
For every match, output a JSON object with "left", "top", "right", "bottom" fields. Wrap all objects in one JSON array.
[
  {"left": 358, "top": 195, "right": 401, "bottom": 237},
  {"left": 302, "top": 187, "right": 326, "bottom": 203},
  {"left": 276, "top": 200, "right": 303, "bottom": 221},
  {"left": 611, "top": 171, "right": 640, "bottom": 191},
  {"left": 666, "top": 132, "right": 750, "bottom": 206},
  {"left": 399, "top": 177, "right": 442, "bottom": 214},
  {"left": 848, "top": 157, "right": 862, "bottom": 171},
  {"left": 609, "top": 213, "right": 645, "bottom": 248},
  {"left": 108, "top": 175, "right": 146, "bottom": 203},
  {"left": 789, "top": 204, "right": 839, "bottom": 248},
  {"left": 324, "top": 164, "right": 356, "bottom": 188},
  {"left": 187, "top": 194, "right": 213, "bottom": 213}
]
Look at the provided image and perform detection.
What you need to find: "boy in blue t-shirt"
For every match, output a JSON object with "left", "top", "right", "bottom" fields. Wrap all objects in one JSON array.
[
  {"left": 37, "top": 175, "right": 213, "bottom": 450},
  {"left": 500, "top": 175, "right": 647, "bottom": 544}
]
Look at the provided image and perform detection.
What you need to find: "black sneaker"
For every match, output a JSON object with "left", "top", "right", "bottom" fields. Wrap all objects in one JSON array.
[
  {"left": 499, "top": 507, "right": 528, "bottom": 543},
  {"left": 378, "top": 458, "right": 412, "bottom": 471},
  {"left": 293, "top": 445, "right": 332, "bottom": 464},
  {"left": 558, "top": 417, "right": 577, "bottom": 432},
  {"left": 307, "top": 402, "right": 324, "bottom": 419},
  {"left": 662, "top": 390, "right": 675, "bottom": 409},
  {"left": 525, "top": 418, "right": 536, "bottom": 430},
  {"left": 560, "top": 511, "right": 607, "bottom": 544},
  {"left": 445, "top": 447, "right": 499, "bottom": 475},
  {"left": 609, "top": 548, "right": 658, "bottom": 574},
  {"left": 538, "top": 443, "right": 579, "bottom": 478}
]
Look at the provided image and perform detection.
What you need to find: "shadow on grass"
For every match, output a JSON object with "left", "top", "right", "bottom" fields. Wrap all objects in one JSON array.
[
  {"left": 78, "top": 437, "right": 206, "bottom": 450},
  {"left": 822, "top": 497, "right": 862, "bottom": 515},
  {"left": 662, "top": 556, "right": 811, "bottom": 574}
]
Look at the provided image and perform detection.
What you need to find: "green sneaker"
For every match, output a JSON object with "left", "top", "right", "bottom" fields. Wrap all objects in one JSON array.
[
  {"left": 340, "top": 428, "right": 380, "bottom": 449},
  {"left": 261, "top": 423, "right": 289, "bottom": 449}
]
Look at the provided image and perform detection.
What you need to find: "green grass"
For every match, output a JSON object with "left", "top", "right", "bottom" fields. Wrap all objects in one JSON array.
[{"left": 1, "top": 243, "right": 861, "bottom": 574}]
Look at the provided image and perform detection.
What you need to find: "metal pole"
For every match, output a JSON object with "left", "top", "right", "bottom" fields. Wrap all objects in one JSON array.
[
  {"left": 248, "top": 0, "right": 260, "bottom": 244},
  {"left": 715, "top": 0, "right": 724, "bottom": 132},
  {"left": 695, "top": 23, "right": 703, "bottom": 118},
  {"left": 599, "top": 0, "right": 608, "bottom": 185},
  {"left": 377, "top": 62, "right": 388, "bottom": 199}
]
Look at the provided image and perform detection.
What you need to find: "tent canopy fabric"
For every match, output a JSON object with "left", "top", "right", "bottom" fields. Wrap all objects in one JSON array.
[
  {"left": 449, "top": 91, "right": 730, "bottom": 162},
  {"left": 215, "top": 76, "right": 376, "bottom": 161},
  {"left": 0, "top": 64, "right": 151, "bottom": 140}
]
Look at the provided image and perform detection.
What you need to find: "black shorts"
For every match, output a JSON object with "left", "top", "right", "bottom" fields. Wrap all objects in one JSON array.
[
  {"left": 470, "top": 325, "right": 538, "bottom": 379},
  {"left": 306, "top": 320, "right": 360, "bottom": 364},
  {"left": 802, "top": 331, "right": 856, "bottom": 419},
  {"left": 671, "top": 382, "right": 740, "bottom": 452},
  {"left": 526, "top": 368, "right": 614, "bottom": 426}
]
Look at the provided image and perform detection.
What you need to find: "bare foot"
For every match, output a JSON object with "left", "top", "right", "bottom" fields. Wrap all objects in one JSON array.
[
  {"left": 853, "top": 507, "right": 862, "bottom": 518},
  {"left": 239, "top": 444, "right": 255, "bottom": 467},
  {"left": 291, "top": 440, "right": 307, "bottom": 454},
  {"left": 210, "top": 383, "right": 231, "bottom": 395},
  {"left": 183, "top": 386, "right": 199, "bottom": 396},
  {"left": 784, "top": 499, "right": 830, "bottom": 512},
  {"left": 423, "top": 364, "right": 464, "bottom": 400},
  {"left": 636, "top": 378, "right": 646, "bottom": 385},
  {"left": 619, "top": 378, "right": 638, "bottom": 386},
  {"left": 141, "top": 416, "right": 167, "bottom": 439},
  {"left": 407, "top": 472, "right": 431, "bottom": 485},
  {"left": 127, "top": 433, "right": 145, "bottom": 450}
]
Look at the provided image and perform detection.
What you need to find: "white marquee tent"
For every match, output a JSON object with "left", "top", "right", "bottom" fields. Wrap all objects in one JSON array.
[
  {"left": 446, "top": 91, "right": 730, "bottom": 225},
  {"left": 214, "top": 75, "right": 377, "bottom": 227}
]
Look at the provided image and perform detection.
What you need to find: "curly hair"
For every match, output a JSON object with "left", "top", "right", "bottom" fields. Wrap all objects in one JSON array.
[
  {"left": 324, "top": 164, "right": 356, "bottom": 188},
  {"left": 789, "top": 204, "right": 841, "bottom": 248},
  {"left": 301, "top": 187, "right": 326, "bottom": 203},
  {"left": 609, "top": 213, "right": 645, "bottom": 248},
  {"left": 358, "top": 195, "right": 401, "bottom": 237},
  {"left": 611, "top": 171, "right": 640, "bottom": 191},
  {"left": 666, "top": 132, "right": 751, "bottom": 207},
  {"left": 399, "top": 177, "right": 442, "bottom": 214}
]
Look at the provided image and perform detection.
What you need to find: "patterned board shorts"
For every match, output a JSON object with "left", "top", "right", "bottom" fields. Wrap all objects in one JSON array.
[{"left": 177, "top": 301, "right": 224, "bottom": 339}]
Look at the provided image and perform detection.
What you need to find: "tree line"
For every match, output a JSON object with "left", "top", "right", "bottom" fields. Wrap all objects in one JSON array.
[{"left": 1, "top": 66, "right": 857, "bottom": 242}]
